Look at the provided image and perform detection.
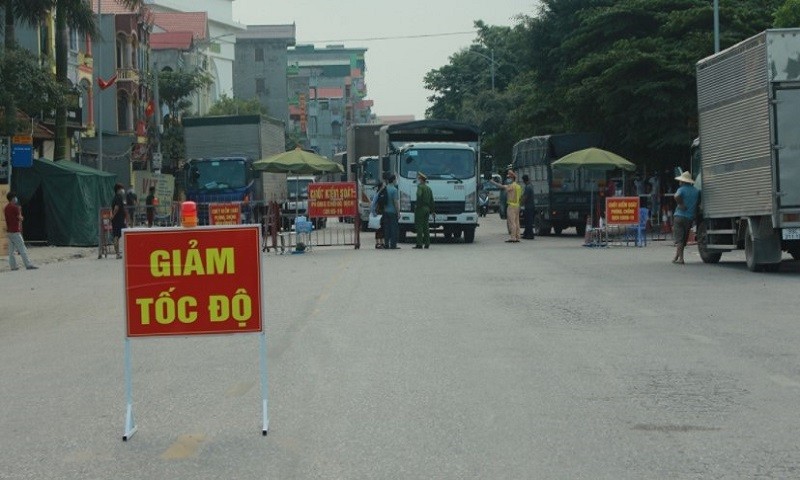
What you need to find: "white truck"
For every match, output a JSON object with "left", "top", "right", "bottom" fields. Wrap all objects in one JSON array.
[
  {"left": 694, "top": 29, "right": 800, "bottom": 271},
  {"left": 378, "top": 120, "right": 481, "bottom": 243},
  {"left": 355, "top": 155, "right": 381, "bottom": 229}
]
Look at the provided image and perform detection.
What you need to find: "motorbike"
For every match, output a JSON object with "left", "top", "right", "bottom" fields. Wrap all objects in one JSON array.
[{"left": 478, "top": 192, "right": 489, "bottom": 217}]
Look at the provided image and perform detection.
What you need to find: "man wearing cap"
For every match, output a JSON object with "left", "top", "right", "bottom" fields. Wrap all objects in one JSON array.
[
  {"left": 492, "top": 171, "right": 522, "bottom": 242},
  {"left": 413, "top": 172, "right": 434, "bottom": 249},
  {"left": 672, "top": 171, "right": 699, "bottom": 264}
]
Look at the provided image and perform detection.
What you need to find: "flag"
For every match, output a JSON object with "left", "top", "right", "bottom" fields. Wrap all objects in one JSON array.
[
  {"left": 145, "top": 99, "right": 155, "bottom": 117},
  {"left": 98, "top": 74, "right": 117, "bottom": 90}
]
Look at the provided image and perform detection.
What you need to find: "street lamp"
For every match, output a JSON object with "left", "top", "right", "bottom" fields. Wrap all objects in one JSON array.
[{"left": 465, "top": 49, "right": 496, "bottom": 91}]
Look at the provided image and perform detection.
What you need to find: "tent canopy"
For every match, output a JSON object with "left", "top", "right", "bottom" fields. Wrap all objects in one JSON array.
[{"left": 13, "top": 158, "right": 116, "bottom": 246}]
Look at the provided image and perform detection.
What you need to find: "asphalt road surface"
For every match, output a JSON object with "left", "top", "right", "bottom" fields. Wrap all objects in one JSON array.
[{"left": 1, "top": 215, "right": 799, "bottom": 479}]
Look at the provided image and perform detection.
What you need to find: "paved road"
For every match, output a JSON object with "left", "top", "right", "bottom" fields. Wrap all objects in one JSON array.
[{"left": 1, "top": 215, "right": 799, "bottom": 479}]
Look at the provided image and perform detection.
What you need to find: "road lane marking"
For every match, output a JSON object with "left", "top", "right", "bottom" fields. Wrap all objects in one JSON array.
[
  {"left": 225, "top": 381, "right": 255, "bottom": 397},
  {"left": 161, "top": 434, "right": 207, "bottom": 459}
]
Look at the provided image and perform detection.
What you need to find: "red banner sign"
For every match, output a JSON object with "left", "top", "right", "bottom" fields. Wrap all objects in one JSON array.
[
  {"left": 208, "top": 203, "right": 242, "bottom": 225},
  {"left": 605, "top": 196, "right": 640, "bottom": 225},
  {"left": 308, "top": 182, "right": 357, "bottom": 218},
  {"left": 123, "top": 226, "right": 262, "bottom": 337}
]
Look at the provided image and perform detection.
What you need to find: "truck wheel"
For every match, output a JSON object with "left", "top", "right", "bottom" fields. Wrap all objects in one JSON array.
[
  {"left": 745, "top": 229, "right": 760, "bottom": 272},
  {"left": 464, "top": 226, "right": 475, "bottom": 244},
  {"left": 697, "top": 221, "right": 722, "bottom": 264},
  {"left": 576, "top": 223, "right": 586, "bottom": 237},
  {"left": 790, "top": 249, "right": 800, "bottom": 261},
  {"left": 535, "top": 218, "right": 550, "bottom": 236},
  {"left": 553, "top": 226, "right": 563, "bottom": 236}
]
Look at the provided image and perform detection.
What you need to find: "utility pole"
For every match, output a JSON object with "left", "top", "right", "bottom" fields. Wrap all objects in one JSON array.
[
  {"left": 152, "top": 61, "right": 162, "bottom": 174},
  {"left": 714, "top": 0, "right": 720, "bottom": 53},
  {"left": 96, "top": 0, "right": 104, "bottom": 171}
]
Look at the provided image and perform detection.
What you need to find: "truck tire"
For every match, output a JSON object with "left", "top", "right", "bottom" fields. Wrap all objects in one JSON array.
[
  {"left": 535, "top": 217, "right": 550, "bottom": 236},
  {"left": 790, "top": 249, "right": 800, "bottom": 261},
  {"left": 745, "top": 229, "right": 760, "bottom": 272},
  {"left": 463, "top": 226, "right": 475, "bottom": 244},
  {"left": 553, "top": 226, "right": 563, "bottom": 236},
  {"left": 576, "top": 223, "right": 586, "bottom": 237},
  {"left": 697, "top": 221, "right": 722, "bottom": 264}
]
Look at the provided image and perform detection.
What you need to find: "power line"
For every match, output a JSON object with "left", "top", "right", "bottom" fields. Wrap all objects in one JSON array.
[{"left": 303, "top": 30, "right": 476, "bottom": 43}]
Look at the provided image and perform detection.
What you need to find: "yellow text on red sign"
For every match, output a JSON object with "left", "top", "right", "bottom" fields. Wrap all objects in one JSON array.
[
  {"left": 605, "top": 197, "right": 640, "bottom": 225},
  {"left": 123, "top": 226, "right": 262, "bottom": 337},
  {"left": 209, "top": 203, "right": 242, "bottom": 225},
  {"left": 308, "top": 182, "right": 357, "bottom": 218}
]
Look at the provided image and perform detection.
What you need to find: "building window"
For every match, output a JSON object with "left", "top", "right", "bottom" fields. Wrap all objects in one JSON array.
[
  {"left": 319, "top": 101, "right": 329, "bottom": 111},
  {"left": 117, "top": 91, "right": 130, "bottom": 132},
  {"left": 331, "top": 121, "right": 341, "bottom": 138},
  {"left": 69, "top": 29, "right": 78, "bottom": 51},
  {"left": 256, "top": 78, "right": 266, "bottom": 94},
  {"left": 255, "top": 47, "right": 264, "bottom": 62}
]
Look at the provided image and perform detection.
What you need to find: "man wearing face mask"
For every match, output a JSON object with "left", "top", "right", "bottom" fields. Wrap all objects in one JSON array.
[
  {"left": 3, "top": 191, "right": 38, "bottom": 270},
  {"left": 111, "top": 184, "right": 128, "bottom": 259}
]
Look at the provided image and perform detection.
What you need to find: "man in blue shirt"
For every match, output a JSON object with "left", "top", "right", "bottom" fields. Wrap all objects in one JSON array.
[
  {"left": 384, "top": 174, "right": 400, "bottom": 249},
  {"left": 672, "top": 171, "right": 699, "bottom": 264}
]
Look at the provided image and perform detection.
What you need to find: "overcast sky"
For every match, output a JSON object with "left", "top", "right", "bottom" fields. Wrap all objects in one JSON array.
[{"left": 231, "top": 0, "right": 539, "bottom": 120}]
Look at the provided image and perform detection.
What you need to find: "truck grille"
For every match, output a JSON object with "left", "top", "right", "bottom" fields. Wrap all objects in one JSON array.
[{"left": 410, "top": 201, "right": 463, "bottom": 214}]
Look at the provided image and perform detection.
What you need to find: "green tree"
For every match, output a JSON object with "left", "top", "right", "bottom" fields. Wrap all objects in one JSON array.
[
  {"left": 206, "top": 94, "right": 266, "bottom": 116},
  {"left": 157, "top": 69, "right": 212, "bottom": 123},
  {"left": 1, "top": 0, "right": 53, "bottom": 136},
  {"left": 774, "top": 0, "right": 800, "bottom": 26}
]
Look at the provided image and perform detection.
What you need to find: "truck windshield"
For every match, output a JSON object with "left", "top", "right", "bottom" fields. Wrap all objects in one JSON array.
[
  {"left": 287, "top": 179, "right": 313, "bottom": 199},
  {"left": 189, "top": 159, "right": 249, "bottom": 191},
  {"left": 400, "top": 148, "right": 474, "bottom": 180}
]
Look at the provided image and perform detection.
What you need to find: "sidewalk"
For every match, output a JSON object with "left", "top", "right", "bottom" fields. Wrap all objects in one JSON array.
[{"left": 0, "top": 244, "right": 97, "bottom": 273}]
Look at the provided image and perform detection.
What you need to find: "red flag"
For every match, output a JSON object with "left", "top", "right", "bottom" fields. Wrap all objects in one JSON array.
[
  {"left": 98, "top": 74, "right": 117, "bottom": 90},
  {"left": 145, "top": 99, "right": 155, "bottom": 117}
]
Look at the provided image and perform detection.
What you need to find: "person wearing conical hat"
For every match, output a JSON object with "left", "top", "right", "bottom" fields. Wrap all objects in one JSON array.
[
  {"left": 672, "top": 171, "right": 699, "bottom": 264},
  {"left": 413, "top": 172, "right": 434, "bottom": 249}
]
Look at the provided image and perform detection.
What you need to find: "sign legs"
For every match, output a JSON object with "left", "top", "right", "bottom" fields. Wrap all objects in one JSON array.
[{"left": 122, "top": 338, "right": 137, "bottom": 441}]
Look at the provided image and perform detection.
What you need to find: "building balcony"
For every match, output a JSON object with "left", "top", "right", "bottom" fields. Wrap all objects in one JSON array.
[{"left": 117, "top": 68, "right": 140, "bottom": 83}]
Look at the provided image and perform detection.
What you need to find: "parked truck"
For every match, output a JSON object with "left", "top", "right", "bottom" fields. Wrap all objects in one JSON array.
[
  {"left": 379, "top": 120, "right": 481, "bottom": 243},
  {"left": 694, "top": 29, "right": 800, "bottom": 272},
  {"left": 512, "top": 133, "right": 603, "bottom": 236},
  {"left": 182, "top": 114, "right": 287, "bottom": 205},
  {"left": 346, "top": 123, "right": 383, "bottom": 227}
]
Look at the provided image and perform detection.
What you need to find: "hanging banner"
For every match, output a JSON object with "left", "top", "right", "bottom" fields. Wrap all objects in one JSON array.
[
  {"left": 308, "top": 182, "right": 357, "bottom": 218},
  {"left": 123, "top": 225, "right": 262, "bottom": 337}
]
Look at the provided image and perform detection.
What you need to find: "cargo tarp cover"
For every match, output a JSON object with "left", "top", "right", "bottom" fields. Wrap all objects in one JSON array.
[{"left": 13, "top": 158, "right": 116, "bottom": 246}]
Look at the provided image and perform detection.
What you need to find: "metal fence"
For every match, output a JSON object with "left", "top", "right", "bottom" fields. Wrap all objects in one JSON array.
[{"left": 105, "top": 201, "right": 361, "bottom": 254}]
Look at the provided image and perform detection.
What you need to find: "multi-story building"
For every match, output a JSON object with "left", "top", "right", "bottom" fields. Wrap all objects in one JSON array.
[
  {"left": 146, "top": 0, "right": 245, "bottom": 103},
  {"left": 233, "top": 24, "right": 296, "bottom": 125},
  {"left": 79, "top": 0, "right": 155, "bottom": 183},
  {"left": 287, "top": 44, "right": 374, "bottom": 159}
]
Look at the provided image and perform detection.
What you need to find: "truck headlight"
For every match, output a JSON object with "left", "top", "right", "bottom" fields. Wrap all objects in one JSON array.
[
  {"left": 400, "top": 191, "right": 411, "bottom": 210},
  {"left": 465, "top": 191, "right": 476, "bottom": 212}
]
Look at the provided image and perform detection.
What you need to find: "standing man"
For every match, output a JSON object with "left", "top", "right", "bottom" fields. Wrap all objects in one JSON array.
[
  {"left": 671, "top": 171, "right": 699, "bottom": 264},
  {"left": 111, "top": 184, "right": 128, "bottom": 259},
  {"left": 492, "top": 171, "right": 522, "bottom": 242},
  {"left": 383, "top": 174, "right": 400, "bottom": 249},
  {"left": 3, "top": 191, "right": 37, "bottom": 270},
  {"left": 145, "top": 186, "right": 157, "bottom": 227},
  {"left": 413, "top": 172, "right": 434, "bottom": 249},
  {"left": 521, "top": 174, "right": 536, "bottom": 239},
  {"left": 125, "top": 184, "right": 138, "bottom": 225}
]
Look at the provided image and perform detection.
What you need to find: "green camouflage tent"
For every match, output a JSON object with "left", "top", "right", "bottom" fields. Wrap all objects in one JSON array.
[{"left": 13, "top": 159, "right": 116, "bottom": 246}]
